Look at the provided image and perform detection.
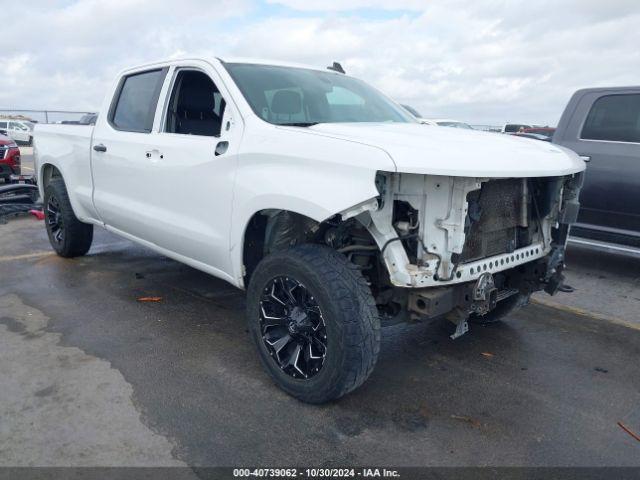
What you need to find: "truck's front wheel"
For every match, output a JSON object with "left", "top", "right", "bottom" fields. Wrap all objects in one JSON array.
[
  {"left": 44, "top": 178, "right": 93, "bottom": 257},
  {"left": 247, "top": 244, "right": 380, "bottom": 404}
]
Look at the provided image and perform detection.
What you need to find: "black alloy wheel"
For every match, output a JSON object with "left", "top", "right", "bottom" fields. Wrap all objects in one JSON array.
[
  {"left": 43, "top": 177, "right": 93, "bottom": 257},
  {"left": 259, "top": 276, "right": 327, "bottom": 379},
  {"left": 247, "top": 244, "right": 380, "bottom": 404},
  {"left": 46, "top": 194, "right": 65, "bottom": 246}
]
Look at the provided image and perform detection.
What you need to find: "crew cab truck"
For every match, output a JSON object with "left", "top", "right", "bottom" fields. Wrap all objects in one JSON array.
[{"left": 35, "top": 58, "right": 586, "bottom": 403}]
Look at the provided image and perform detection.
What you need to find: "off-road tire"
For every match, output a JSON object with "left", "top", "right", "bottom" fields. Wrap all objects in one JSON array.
[
  {"left": 468, "top": 293, "right": 530, "bottom": 325},
  {"left": 44, "top": 177, "right": 93, "bottom": 257},
  {"left": 247, "top": 244, "right": 381, "bottom": 404}
]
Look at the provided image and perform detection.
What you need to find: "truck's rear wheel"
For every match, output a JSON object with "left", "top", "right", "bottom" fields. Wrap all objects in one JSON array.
[
  {"left": 247, "top": 244, "right": 380, "bottom": 404},
  {"left": 44, "top": 178, "right": 93, "bottom": 257}
]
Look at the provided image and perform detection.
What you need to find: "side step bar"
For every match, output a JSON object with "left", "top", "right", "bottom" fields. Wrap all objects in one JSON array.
[{"left": 568, "top": 237, "right": 640, "bottom": 257}]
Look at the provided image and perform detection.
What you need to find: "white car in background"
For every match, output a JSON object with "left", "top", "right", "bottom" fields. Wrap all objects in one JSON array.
[
  {"left": 428, "top": 119, "right": 474, "bottom": 129},
  {"left": 0, "top": 119, "right": 34, "bottom": 145},
  {"left": 417, "top": 118, "right": 438, "bottom": 126},
  {"left": 399, "top": 108, "right": 474, "bottom": 129}
]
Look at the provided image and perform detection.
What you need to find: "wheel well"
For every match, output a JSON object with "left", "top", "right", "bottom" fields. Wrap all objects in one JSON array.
[
  {"left": 241, "top": 209, "right": 384, "bottom": 291},
  {"left": 41, "top": 164, "right": 62, "bottom": 189},
  {"left": 242, "top": 210, "right": 320, "bottom": 285}
]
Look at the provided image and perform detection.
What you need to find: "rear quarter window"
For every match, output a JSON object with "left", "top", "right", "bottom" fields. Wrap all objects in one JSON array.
[
  {"left": 581, "top": 93, "right": 640, "bottom": 143},
  {"left": 109, "top": 68, "right": 167, "bottom": 132}
]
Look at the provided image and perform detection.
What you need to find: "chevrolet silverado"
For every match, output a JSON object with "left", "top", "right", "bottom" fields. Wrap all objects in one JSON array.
[{"left": 34, "top": 57, "right": 586, "bottom": 403}]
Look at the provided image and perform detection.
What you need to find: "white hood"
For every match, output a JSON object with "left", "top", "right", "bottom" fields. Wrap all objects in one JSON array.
[{"left": 303, "top": 123, "right": 585, "bottom": 177}]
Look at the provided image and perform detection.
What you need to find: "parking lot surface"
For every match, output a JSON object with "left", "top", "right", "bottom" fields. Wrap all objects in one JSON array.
[{"left": 1, "top": 207, "right": 640, "bottom": 467}]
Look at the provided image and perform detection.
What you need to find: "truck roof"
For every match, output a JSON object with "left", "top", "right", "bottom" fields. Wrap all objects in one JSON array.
[
  {"left": 218, "top": 56, "right": 330, "bottom": 72},
  {"left": 571, "top": 85, "right": 640, "bottom": 95},
  {"left": 120, "top": 56, "right": 334, "bottom": 75}
]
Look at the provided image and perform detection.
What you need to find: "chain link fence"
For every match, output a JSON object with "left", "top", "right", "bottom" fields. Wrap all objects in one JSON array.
[{"left": 0, "top": 109, "right": 95, "bottom": 124}]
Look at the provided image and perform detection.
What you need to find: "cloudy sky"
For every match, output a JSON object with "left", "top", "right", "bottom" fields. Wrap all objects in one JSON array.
[{"left": 2, "top": 0, "right": 639, "bottom": 125}]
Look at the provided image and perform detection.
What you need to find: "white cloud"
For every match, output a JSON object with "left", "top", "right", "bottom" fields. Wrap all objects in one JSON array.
[
  {"left": 5, "top": 54, "right": 31, "bottom": 76},
  {"left": 1, "top": 0, "right": 639, "bottom": 125},
  {"left": 265, "top": 0, "right": 427, "bottom": 11},
  {"left": 0, "top": 0, "right": 253, "bottom": 113}
]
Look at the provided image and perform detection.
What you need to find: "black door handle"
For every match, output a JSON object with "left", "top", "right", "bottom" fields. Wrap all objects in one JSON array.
[
  {"left": 215, "top": 141, "right": 229, "bottom": 156},
  {"left": 93, "top": 144, "right": 107, "bottom": 152}
]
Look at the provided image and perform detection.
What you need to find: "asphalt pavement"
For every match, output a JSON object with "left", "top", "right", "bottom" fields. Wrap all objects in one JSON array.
[{"left": 2, "top": 146, "right": 640, "bottom": 468}]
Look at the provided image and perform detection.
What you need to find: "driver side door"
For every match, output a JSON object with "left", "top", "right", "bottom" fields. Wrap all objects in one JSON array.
[{"left": 136, "top": 63, "right": 243, "bottom": 279}]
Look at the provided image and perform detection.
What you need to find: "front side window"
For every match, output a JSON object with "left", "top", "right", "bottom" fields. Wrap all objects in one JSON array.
[
  {"left": 224, "top": 63, "right": 414, "bottom": 125},
  {"left": 164, "top": 70, "right": 225, "bottom": 137},
  {"left": 0, "top": 122, "right": 6, "bottom": 128},
  {"left": 581, "top": 94, "right": 640, "bottom": 143},
  {"left": 110, "top": 69, "right": 167, "bottom": 132}
]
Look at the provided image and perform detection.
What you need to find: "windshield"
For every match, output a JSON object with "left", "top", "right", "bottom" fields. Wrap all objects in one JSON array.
[{"left": 224, "top": 63, "right": 415, "bottom": 125}]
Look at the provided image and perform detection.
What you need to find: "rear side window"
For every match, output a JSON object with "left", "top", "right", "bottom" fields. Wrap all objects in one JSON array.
[
  {"left": 110, "top": 69, "right": 167, "bottom": 132},
  {"left": 581, "top": 94, "right": 640, "bottom": 143}
]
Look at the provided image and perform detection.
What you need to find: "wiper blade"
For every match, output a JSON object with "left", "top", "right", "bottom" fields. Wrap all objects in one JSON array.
[{"left": 278, "top": 122, "right": 319, "bottom": 127}]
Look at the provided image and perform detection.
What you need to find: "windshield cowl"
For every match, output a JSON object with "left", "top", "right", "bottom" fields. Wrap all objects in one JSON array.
[{"left": 277, "top": 122, "right": 320, "bottom": 127}]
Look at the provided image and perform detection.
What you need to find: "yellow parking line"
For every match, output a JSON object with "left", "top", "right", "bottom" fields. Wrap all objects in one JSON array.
[
  {"left": 532, "top": 297, "right": 640, "bottom": 332},
  {"left": 0, "top": 251, "right": 54, "bottom": 263},
  {"left": 0, "top": 242, "right": 131, "bottom": 264},
  {"left": 20, "top": 166, "right": 34, "bottom": 172}
]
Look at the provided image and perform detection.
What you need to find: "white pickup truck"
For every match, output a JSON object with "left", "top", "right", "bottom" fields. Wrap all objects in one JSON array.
[{"left": 34, "top": 57, "right": 585, "bottom": 403}]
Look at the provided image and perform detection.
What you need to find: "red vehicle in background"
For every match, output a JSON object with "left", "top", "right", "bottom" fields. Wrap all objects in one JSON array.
[{"left": 0, "top": 133, "right": 21, "bottom": 182}]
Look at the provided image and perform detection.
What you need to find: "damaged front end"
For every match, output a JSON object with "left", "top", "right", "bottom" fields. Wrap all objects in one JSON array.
[{"left": 348, "top": 170, "right": 584, "bottom": 325}]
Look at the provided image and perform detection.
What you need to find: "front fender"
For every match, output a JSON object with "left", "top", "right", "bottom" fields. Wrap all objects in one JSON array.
[{"left": 229, "top": 130, "right": 393, "bottom": 286}]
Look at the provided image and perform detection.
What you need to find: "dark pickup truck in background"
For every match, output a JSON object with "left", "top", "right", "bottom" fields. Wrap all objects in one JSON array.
[{"left": 554, "top": 87, "right": 640, "bottom": 250}]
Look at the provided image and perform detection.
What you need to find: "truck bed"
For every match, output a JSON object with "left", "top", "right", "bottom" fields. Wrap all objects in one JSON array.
[{"left": 34, "top": 124, "right": 96, "bottom": 222}]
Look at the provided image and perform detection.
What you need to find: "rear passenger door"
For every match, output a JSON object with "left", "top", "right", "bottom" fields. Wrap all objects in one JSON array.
[
  {"left": 558, "top": 90, "right": 640, "bottom": 234},
  {"left": 91, "top": 67, "right": 169, "bottom": 242}
]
